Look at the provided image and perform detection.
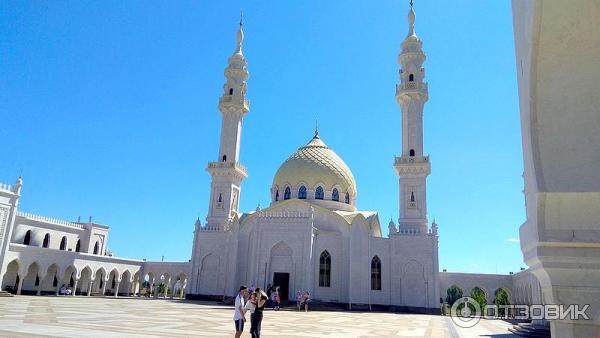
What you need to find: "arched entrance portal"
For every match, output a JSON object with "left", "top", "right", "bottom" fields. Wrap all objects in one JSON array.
[{"left": 269, "top": 241, "right": 293, "bottom": 301}]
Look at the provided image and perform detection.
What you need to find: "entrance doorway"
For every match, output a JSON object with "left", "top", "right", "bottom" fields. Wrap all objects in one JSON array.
[{"left": 272, "top": 272, "right": 289, "bottom": 301}]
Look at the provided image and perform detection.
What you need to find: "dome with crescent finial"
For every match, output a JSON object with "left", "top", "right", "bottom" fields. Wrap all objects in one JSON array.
[{"left": 271, "top": 131, "right": 357, "bottom": 211}]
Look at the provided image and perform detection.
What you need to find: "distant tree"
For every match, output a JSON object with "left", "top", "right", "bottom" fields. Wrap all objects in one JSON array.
[
  {"left": 470, "top": 287, "right": 487, "bottom": 313},
  {"left": 446, "top": 285, "right": 463, "bottom": 306},
  {"left": 494, "top": 288, "right": 511, "bottom": 317}
]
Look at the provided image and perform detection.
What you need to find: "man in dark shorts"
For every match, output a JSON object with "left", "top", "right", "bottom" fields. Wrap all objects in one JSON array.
[{"left": 234, "top": 285, "right": 248, "bottom": 338}]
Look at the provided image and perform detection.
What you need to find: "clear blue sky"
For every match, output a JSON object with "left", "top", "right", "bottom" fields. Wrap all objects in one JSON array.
[{"left": 1, "top": 1, "right": 525, "bottom": 273}]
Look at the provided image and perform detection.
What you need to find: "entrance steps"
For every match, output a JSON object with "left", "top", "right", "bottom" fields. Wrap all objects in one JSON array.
[
  {"left": 508, "top": 322, "right": 551, "bottom": 337},
  {"left": 0, "top": 291, "right": 13, "bottom": 297}
]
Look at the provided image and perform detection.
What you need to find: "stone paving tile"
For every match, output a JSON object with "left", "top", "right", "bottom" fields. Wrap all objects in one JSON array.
[{"left": 0, "top": 296, "right": 516, "bottom": 337}]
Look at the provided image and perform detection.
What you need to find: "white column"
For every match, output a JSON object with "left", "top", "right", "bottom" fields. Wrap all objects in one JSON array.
[
  {"left": 72, "top": 279, "right": 79, "bottom": 296},
  {"left": 16, "top": 275, "right": 24, "bottom": 295},
  {"left": 101, "top": 279, "right": 107, "bottom": 296},
  {"left": 36, "top": 274, "right": 45, "bottom": 296},
  {"left": 87, "top": 280, "right": 93, "bottom": 296}
]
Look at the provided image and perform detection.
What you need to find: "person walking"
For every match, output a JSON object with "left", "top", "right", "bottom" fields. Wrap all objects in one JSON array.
[
  {"left": 302, "top": 291, "right": 311, "bottom": 312},
  {"left": 250, "top": 287, "right": 268, "bottom": 338},
  {"left": 296, "top": 290, "right": 303, "bottom": 311},
  {"left": 274, "top": 286, "right": 281, "bottom": 311},
  {"left": 234, "top": 286, "right": 248, "bottom": 338}
]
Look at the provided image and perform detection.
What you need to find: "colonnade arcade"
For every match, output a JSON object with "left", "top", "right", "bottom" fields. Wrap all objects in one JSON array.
[{"left": 0, "top": 259, "right": 142, "bottom": 297}]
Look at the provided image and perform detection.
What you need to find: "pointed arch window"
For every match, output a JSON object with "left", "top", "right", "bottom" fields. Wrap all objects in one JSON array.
[
  {"left": 60, "top": 236, "right": 67, "bottom": 250},
  {"left": 42, "top": 233, "right": 50, "bottom": 248},
  {"left": 319, "top": 250, "right": 331, "bottom": 287},
  {"left": 298, "top": 186, "right": 307, "bottom": 199},
  {"left": 345, "top": 192, "right": 350, "bottom": 204},
  {"left": 229, "top": 88, "right": 233, "bottom": 95},
  {"left": 23, "top": 230, "right": 31, "bottom": 245},
  {"left": 409, "top": 73, "right": 414, "bottom": 82},
  {"left": 275, "top": 190, "right": 279, "bottom": 201},
  {"left": 409, "top": 149, "right": 415, "bottom": 156},
  {"left": 332, "top": 188, "right": 339, "bottom": 202},
  {"left": 410, "top": 192, "right": 415, "bottom": 202},
  {"left": 222, "top": 155, "right": 227, "bottom": 162},
  {"left": 371, "top": 256, "right": 382, "bottom": 290},
  {"left": 315, "top": 186, "right": 324, "bottom": 200},
  {"left": 93, "top": 241, "right": 100, "bottom": 255},
  {"left": 75, "top": 239, "right": 81, "bottom": 252},
  {"left": 284, "top": 187, "right": 291, "bottom": 200}
]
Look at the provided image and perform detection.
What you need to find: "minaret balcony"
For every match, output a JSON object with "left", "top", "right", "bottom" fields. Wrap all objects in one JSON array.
[
  {"left": 396, "top": 81, "right": 428, "bottom": 92},
  {"left": 394, "top": 155, "right": 431, "bottom": 176},
  {"left": 219, "top": 95, "right": 250, "bottom": 113},
  {"left": 207, "top": 161, "right": 248, "bottom": 179}
]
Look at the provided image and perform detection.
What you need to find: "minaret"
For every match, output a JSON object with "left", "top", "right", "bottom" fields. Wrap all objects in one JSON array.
[
  {"left": 394, "top": 1, "right": 430, "bottom": 234},
  {"left": 205, "top": 14, "right": 249, "bottom": 230}
]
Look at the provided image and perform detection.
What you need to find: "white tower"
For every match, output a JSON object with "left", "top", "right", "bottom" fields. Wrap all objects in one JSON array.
[
  {"left": 394, "top": 2, "right": 430, "bottom": 234},
  {"left": 205, "top": 15, "right": 249, "bottom": 230}
]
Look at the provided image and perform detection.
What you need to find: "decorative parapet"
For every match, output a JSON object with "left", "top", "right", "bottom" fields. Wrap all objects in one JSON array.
[
  {"left": 392, "top": 227, "right": 436, "bottom": 236},
  {"left": 257, "top": 210, "right": 310, "bottom": 219},
  {"left": 218, "top": 95, "right": 250, "bottom": 113},
  {"left": 0, "top": 182, "right": 13, "bottom": 193},
  {"left": 199, "top": 224, "right": 221, "bottom": 232},
  {"left": 207, "top": 161, "right": 248, "bottom": 179},
  {"left": 17, "top": 211, "right": 85, "bottom": 230},
  {"left": 394, "top": 156, "right": 431, "bottom": 176}
]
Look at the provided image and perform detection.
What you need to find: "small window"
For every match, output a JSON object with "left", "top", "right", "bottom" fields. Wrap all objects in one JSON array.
[
  {"left": 218, "top": 193, "right": 223, "bottom": 203},
  {"left": 409, "top": 149, "right": 415, "bottom": 156},
  {"left": 23, "top": 230, "right": 31, "bottom": 245},
  {"left": 222, "top": 155, "right": 227, "bottom": 162},
  {"left": 410, "top": 192, "right": 415, "bottom": 202},
  {"left": 60, "top": 236, "right": 67, "bottom": 250},
  {"left": 42, "top": 233, "right": 50, "bottom": 248},
  {"left": 345, "top": 193, "right": 350, "bottom": 204},
  {"left": 229, "top": 88, "right": 233, "bottom": 95},
  {"left": 284, "top": 187, "right": 291, "bottom": 200},
  {"left": 315, "top": 186, "right": 324, "bottom": 200},
  {"left": 75, "top": 239, "right": 81, "bottom": 252},
  {"left": 332, "top": 188, "right": 339, "bottom": 202},
  {"left": 319, "top": 250, "right": 331, "bottom": 287},
  {"left": 371, "top": 256, "right": 382, "bottom": 290},
  {"left": 409, "top": 74, "right": 414, "bottom": 82},
  {"left": 275, "top": 190, "right": 279, "bottom": 201},
  {"left": 298, "top": 186, "right": 307, "bottom": 199},
  {"left": 93, "top": 241, "right": 99, "bottom": 255}
]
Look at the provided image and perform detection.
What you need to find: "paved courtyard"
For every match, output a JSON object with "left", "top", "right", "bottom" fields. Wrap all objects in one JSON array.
[{"left": 0, "top": 296, "right": 516, "bottom": 337}]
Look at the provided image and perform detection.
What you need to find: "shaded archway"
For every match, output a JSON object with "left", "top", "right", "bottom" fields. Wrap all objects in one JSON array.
[
  {"left": 107, "top": 269, "right": 120, "bottom": 296},
  {"left": 119, "top": 270, "right": 132, "bottom": 296},
  {"left": 78, "top": 266, "right": 93, "bottom": 296},
  {"left": 1, "top": 259, "right": 20, "bottom": 294},
  {"left": 62, "top": 265, "right": 78, "bottom": 295},
  {"left": 173, "top": 272, "right": 188, "bottom": 299},
  {"left": 41, "top": 263, "right": 61, "bottom": 295},
  {"left": 22, "top": 262, "right": 41, "bottom": 295},
  {"left": 93, "top": 267, "right": 107, "bottom": 295}
]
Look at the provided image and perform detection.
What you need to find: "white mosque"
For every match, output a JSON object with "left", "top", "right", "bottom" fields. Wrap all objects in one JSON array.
[{"left": 0, "top": 4, "right": 543, "bottom": 315}]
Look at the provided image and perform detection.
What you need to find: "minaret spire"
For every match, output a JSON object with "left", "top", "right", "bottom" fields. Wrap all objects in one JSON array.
[
  {"left": 407, "top": 0, "right": 416, "bottom": 37},
  {"left": 205, "top": 17, "right": 250, "bottom": 231},
  {"left": 235, "top": 10, "right": 244, "bottom": 55},
  {"left": 394, "top": 1, "right": 430, "bottom": 234}
]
